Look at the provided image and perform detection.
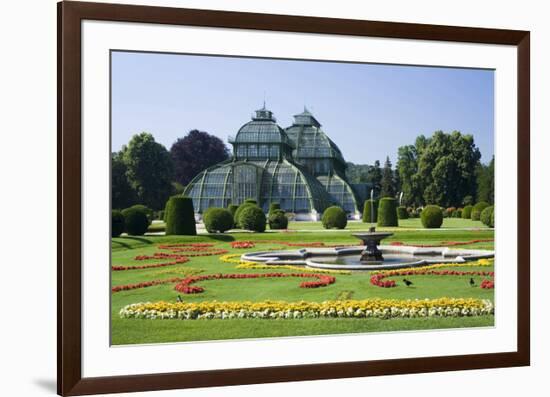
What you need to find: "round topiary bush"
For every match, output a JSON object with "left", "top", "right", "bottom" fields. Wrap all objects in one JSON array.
[
  {"left": 268, "top": 202, "right": 281, "bottom": 216},
  {"left": 111, "top": 210, "right": 125, "bottom": 237},
  {"left": 123, "top": 207, "right": 149, "bottom": 236},
  {"left": 322, "top": 206, "right": 347, "bottom": 229},
  {"left": 244, "top": 199, "right": 257, "bottom": 205},
  {"left": 397, "top": 206, "right": 409, "bottom": 220},
  {"left": 268, "top": 209, "right": 288, "bottom": 230},
  {"left": 238, "top": 205, "right": 266, "bottom": 232},
  {"left": 421, "top": 205, "right": 444, "bottom": 229},
  {"left": 377, "top": 198, "right": 398, "bottom": 227},
  {"left": 203, "top": 207, "right": 234, "bottom": 233},
  {"left": 233, "top": 202, "right": 256, "bottom": 228},
  {"left": 125, "top": 204, "right": 153, "bottom": 224},
  {"left": 165, "top": 196, "right": 196, "bottom": 235},
  {"left": 471, "top": 201, "right": 490, "bottom": 221},
  {"left": 462, "top": 205, "right": 473, "bottom": 219},
  {"left": 480, "top": 205, "right": 494, "bottom": 227},
  {"left": 362, "top": 199, "right": 377, "bottom": 223}
]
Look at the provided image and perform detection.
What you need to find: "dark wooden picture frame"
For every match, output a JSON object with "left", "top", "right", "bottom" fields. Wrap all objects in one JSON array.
[{"left": 58, "top": 1, "right": 530, "bottom": 395}]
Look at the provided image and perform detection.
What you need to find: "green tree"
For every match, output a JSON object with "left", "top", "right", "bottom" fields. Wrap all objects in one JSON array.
[
  {"left": 111, "top": 152, "right": 137, "bottom": 209},
  {"left": 366, "top": 160, "right": 382, "bottom": 198},
  {"left": 417, "top": 131, "right": 481, "bottom": 207},
  {"left": 476, "top": 156, "right": 494, "bottom": 204},
  {"left": 396, "top": 144, "right": 421, "bottom": 206},
  {"left": 380, "top": 156, "right": 395, "bottom": 198},
  {"left": 123, "top": 132, "right": 174, "bottom": 210}
]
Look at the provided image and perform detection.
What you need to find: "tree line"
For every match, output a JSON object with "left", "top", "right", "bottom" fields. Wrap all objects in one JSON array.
[
  {"left": 346, "top": 131, "right": 494, "bottom": 208},
  {"left": 112, "top": 130, "right": 229, "bottom": 210}
]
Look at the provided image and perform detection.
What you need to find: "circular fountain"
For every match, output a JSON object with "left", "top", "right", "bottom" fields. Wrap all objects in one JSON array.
[{"left": 241, "top": 227, "right": 494, "bottom": 271}]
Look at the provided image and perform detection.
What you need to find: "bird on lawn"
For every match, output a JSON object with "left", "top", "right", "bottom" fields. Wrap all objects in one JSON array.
[
  {"left": 176, "top": 295, "right": 183, "bottom": 302},
  {"left": 403, "top": 279, "right": 413, "bottom": 287},
  {"left": 470, "top": 278, "right": 476, "bottom": 287}
]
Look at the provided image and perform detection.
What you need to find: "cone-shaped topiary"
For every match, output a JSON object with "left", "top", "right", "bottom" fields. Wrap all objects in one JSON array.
[
  {"left": 471, "top": 201, "right": 490, "bottom": 221},
  {"left": 123, "top": 207, "right": 149, "bottom": 236},
  {"left": 165, "top": 196, "right": 196, "bottom": 235},
  {"left": 421, "top": 205, "right": 443, "bottom": 228},
  {"left": 377, "top": 198, "right": 398, "bottom": 227},
  {"left": 112, "top": 210, "right": 125, "bottom": 237},
  {"left": 322, "top": 206, "right": 347, "bottom": 229},
  {"left": 239, "top": 205, "right": 266, "bottom": 232},
  {"left": 480, "top": 205, "right": 494, "bottom": 227},
  {"left": 362, "top": 199, "right": 377, "bottom": 223},
  {"left": 203, "top": 207, "right": 234, "bottom": 233},
  {"left": 268, "top": 209, "right": 288, "bottom": 230},
  {"left": 462, "top": 205, "right": 473, "bottom": 219},
  {"left": 397, "top": 206, "right": 409, "bottom": 219}
]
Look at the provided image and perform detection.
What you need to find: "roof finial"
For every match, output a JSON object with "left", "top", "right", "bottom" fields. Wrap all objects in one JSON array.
[{"left": 263, "top": 91, "right": 266, "bottom": 110}]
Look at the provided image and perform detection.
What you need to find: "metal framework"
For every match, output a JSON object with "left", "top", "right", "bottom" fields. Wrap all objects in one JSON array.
[{"left": 184, "top": 106, "right": 361, "bottom": 218}]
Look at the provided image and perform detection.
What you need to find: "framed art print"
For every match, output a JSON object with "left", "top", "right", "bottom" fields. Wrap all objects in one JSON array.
[{"left": 58, "top": 1, "right": 530, "bottom": 395}]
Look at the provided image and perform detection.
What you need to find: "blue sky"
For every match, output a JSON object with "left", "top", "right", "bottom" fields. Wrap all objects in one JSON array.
[{"left": 111, "top": 51, "right": 494, "bottom": 165}]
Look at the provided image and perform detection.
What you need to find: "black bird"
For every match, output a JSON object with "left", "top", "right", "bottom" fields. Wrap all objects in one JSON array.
[
  {"left": 403, "top": 279, "right": 413, "bottom": 287},
  {"left": 176, "top": 295, "right": 183, "bottom": 302},
  {"left": 469, "top": 278, "right": 476, "bottom": 287}
]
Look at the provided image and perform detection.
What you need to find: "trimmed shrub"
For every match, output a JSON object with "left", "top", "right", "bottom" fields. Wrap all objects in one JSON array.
[
  {"left": 462, "top": 205, "right": 473, "bottom": 219},
  {"left": 126, "top": 204, "right": 153, "bottom": 223},
  {"left": 111, "top": 210, "right": 125, "bottom": 237},
  {"left": 471, "top": 201, "right": 490, "bottom": 221},
  {"left": 123, "top": 207, "right": 149, "bottom": 236},
  {"left": 480, "top": 205, "right": 494, "bottom": 227},
  {"left": 268, "top": 209, "right": 288, "bottom": 230},
  {"left": 362, "top": 199, "right": 378, "bottom": 223},
  {"left": 234, "top": 202, "right": 256, "bottom": 228},
  {"left": 421, "top": 205, "right": 444, "bottom": 229},
  {"left": 244, "top": 199, "right": 257, "bottom": 205},
  {"left": 491, "top": 208, "right": 495, "bottom": 228},
  {"left": 227, "top": 204, "right": 239, "bottom": 218},
  {"left": 268, "top": 202, "right": 281, "bottom": 216},
  {"left": 165, "top": 196, "right": 196, "bottom": 235},
  {"left": 377, "top": 198, "right": 398, "bottom": 227},
  {"left": 322, "top": 206, "right": 347, "bottom": 229},
  {"left": 397, "top": 206, "right": 409, "bottom": 220},
  {"left": 203, "top": 207, "right": 234, "bottom": 233},
  {"left": 239, "top": 205, "right": 266, "bottom": 232},
  {"left": 452, "top": 208, "right": 463, "bottom": 218}
]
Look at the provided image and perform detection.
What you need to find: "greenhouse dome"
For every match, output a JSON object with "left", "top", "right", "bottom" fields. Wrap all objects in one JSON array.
[
  {"left": 285, "top": 108, "right": 361, "bottom": 218},
  {"left": 184, "top": 106, "right": 335, "bottom": 220}
]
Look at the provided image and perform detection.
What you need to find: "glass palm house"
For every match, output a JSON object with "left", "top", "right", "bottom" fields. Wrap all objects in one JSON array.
[{"left": 184, "top": 106, "right": 361, "bottom": 220}]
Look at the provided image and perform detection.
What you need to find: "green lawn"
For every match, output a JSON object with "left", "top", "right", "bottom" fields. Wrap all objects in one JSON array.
[{"left": 111, "top": 228, "right": 494, "bottom": 345}]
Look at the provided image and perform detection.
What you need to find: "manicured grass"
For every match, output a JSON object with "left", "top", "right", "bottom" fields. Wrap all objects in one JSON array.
[
  {"left": 288, "top": 218, "right": 489, "bottom": 230},
  {"left": 111, "top": 228, "right": 494, "bottom": 345}
]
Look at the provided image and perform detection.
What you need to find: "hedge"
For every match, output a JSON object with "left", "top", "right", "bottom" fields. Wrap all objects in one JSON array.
[
  {"left": 203, "top": 207, "right": 234, "bottom": 233},
  {"left": 111, "top": 210, "right": 125, "bottom": 237},
  {"left": 362, "top": 199, "right": 377, "bottom": 223},
  {"left": 322, "top": 206, "right": 347, "bottom": 229},
  {"left": 123, "top": 207, "right": 149, "bottom": 236},
  {"left": 268, "top": 209, "right": 288, "bottom": 230},
  {"left": 165, "top": 196, "right": 196, "bottom": 235},
  {"left": 377, "top": 198, "right": 398, "bottom": 227},
  {"left": 421, "top": 205, "right": 443, "bottom": 229},
  {"left": 471, "top": 201, "right": 490, "bottom": 221},
  {"left": 239, "top": 205, "right": 266, "bottom": 232}
]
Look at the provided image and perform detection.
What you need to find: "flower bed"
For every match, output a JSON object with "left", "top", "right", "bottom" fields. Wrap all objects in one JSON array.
[
  {"left": 174, "top": 272, "right": 336, "bottom": 294},
  {"left": 112, "top": 253, "right": 189, "bottom": 271},
  {"left": 119, "top": 298, "right": 494, "bottom": 320},
  {"left": 231, "top": 241, "right": 255, "bottom": 249},
  {"left": 390, "top": 239, "right": 494, "bottom": 248},
  {"left": 370, "top": 261, "right": 494, "bottom": 289}
]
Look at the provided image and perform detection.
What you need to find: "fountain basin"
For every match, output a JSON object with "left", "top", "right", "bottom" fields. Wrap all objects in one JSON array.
[{"left": 241, "top": 245, "right": 494, "bottom": 271}]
